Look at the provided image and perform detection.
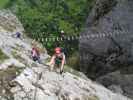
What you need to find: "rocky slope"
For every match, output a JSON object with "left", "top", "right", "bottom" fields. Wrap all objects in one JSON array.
[
  {"left": 79, "top": 0, "right": 133, "bottom": 99},
  {"left": 0, "top": 10, "right": 131, "bottom": 100}
]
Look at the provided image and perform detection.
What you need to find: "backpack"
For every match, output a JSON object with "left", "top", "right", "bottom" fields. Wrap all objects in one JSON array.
[
  {"left": 61, "top": 47, "right": 67, "bottom": 57},
  {"left": 16, "top": 32, "right": 21, "bottom": 38}
]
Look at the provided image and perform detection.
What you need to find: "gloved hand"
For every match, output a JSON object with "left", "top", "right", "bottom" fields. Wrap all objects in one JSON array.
[{"left": 60, "top": 68, "right": 64, "bottom": 74}]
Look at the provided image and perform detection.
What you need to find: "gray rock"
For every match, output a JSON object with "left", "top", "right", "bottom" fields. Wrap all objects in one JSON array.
[
  {"left": 79, "top": 0, "right": 133, "bottom": 98},
  {"left": 108, "top": 85, "right": 123, "bottom": 94},
  {"left": 96, "top": 71, "right": 133, "bottom": 98},
  {"left": 0, "top": 9, "right": 131, "bottom": 100},
  {"left": 0, "top": 9, "right": 24, "bottom": 33}
]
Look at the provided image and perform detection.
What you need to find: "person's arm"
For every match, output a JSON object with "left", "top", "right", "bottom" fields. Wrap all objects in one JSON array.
[
  {"left": 49, "top": 55, "right": 55, "bottom": 65},
  {"left": 61, "top": 54, "right": 65, "bottom": 71}
]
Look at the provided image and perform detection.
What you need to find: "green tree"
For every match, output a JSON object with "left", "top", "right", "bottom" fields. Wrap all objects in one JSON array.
[{"left": 4, "top": 0, "right": 93, "bottom": 54}]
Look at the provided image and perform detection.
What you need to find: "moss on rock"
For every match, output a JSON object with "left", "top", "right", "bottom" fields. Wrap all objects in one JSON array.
[{"left": 0, "top": 49, "right": 9, "bottom": 63}]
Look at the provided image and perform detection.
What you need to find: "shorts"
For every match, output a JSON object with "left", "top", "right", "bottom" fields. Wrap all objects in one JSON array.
[{"left": 32, "top": 56, "right": 39, "bottom": 61}]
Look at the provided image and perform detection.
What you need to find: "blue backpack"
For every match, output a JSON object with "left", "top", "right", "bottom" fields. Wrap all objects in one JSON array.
[{"left": 16, "top": 32, "right": 21, "bottom": 38}]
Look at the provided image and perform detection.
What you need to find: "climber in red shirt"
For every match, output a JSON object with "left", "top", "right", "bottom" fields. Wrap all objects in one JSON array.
[{"left": 48, "top": 47, "right": 66, "bottom": 74}]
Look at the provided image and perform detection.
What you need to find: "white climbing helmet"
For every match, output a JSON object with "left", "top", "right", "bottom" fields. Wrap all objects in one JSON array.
[{"left": 61, "top": 30, "right": 64, "bottom": 33}]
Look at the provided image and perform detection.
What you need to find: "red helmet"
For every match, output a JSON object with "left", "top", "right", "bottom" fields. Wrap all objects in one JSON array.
[{"left": 55, "top": 47, "right": 61, "bottom": 54}]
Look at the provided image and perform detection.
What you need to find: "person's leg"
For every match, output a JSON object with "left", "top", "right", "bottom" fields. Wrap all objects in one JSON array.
[
  {"left": 54, "top": 59, "right": 63, "bottom": 74},
  {"left": 55, "top": 63, "right": 60, "bottom": 73},
  {"left": 54, "top": 62, "right": 63, "bottom": 74},
  {"left": 33, "top": 56, "right": 37, "bottom": 61},
  {"left": 37, "top": 56, "right": 41, "bottom": 64},
  {"left": 59, "top": 63, "right": 64, "bottom": 74}
]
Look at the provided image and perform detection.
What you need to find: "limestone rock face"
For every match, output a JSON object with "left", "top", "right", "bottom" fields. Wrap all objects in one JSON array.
[
  {"left": 0, "top": 10, "right": 131, "bottom": 100},
  {"left": 79, "top": 0, "right": 133, "bottom": 98},
  {"left": 96, "top": 71, "right": 133, "bottom": 98},
  {"left": 0, "top": 9, "right": 24, "bottom": 33}
]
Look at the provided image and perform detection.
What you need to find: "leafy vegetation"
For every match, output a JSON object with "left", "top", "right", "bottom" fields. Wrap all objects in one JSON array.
[
  {"left": 67, "top": 51, "right": 80, "bottom": 69},
  {"left": 14, "top": 0, "right": 92, "bottom": 35},
  {"left": 87, "top": 95, "right": 99, "bottom": 100},
  {"left": 5, "top": 0, "right": 93, "bottom": 53},
  {"left": 0, "top": 49, "right": 9, "bottom": 62},
  {"left": 0, "top": 0, "right": 9, "bottom": 9}
]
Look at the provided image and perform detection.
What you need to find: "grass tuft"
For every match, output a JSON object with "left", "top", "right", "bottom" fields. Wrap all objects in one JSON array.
[{"left": 0, "top": 49, "right": 9, "bottom": 63}]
